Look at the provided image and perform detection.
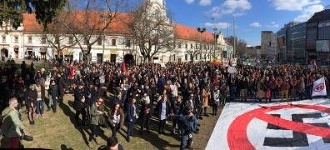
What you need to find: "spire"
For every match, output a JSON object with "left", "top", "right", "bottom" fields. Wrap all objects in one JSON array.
[{"left": 149, "top": 0, "right": 165, "bottom": 8}]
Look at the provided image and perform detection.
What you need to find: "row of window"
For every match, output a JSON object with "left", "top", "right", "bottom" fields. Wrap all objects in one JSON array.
[
  {"left": 177, "top": 42, "right": 214, "bottom": 50},
  {"left": 2, "top": 34, "right": 214, "bottom": 51},
  {"left": 2, "top": 35, "right": 19, "bottom": 43},
  {"left": 1, "top": 35, "right": 132, "bottom": 47}
]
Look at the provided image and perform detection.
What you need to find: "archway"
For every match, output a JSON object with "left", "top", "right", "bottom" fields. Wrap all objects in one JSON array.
[{"left": 1, "top": 48, "right": 8, "bottom": 58}]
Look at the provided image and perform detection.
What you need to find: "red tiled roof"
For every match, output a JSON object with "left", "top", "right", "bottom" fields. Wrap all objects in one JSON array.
[
  {"left": 23, "top": 12, "right": 214, "bottom": 43},
  {"left": 23, "top": 13, "right": 43, "bottom": 33},
  {"left": 174, "top": 24, "right": 214, "bottom": 43}
]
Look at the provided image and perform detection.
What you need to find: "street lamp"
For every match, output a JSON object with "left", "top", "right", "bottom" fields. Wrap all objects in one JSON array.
[
  {"left": 197, "top": 27, "right": 206, "bottom": 61},
  {"left": 213, "top": 27, "right": 221, "bottom": 61}
]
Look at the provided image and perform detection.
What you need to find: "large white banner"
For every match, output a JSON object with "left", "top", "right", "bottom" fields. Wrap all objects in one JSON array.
[
  {"left": 206, "top": 99, "right": 330, "bottom": 150},
  {"left": 312, "top": 77, "right": 327, "bottom": 97}
]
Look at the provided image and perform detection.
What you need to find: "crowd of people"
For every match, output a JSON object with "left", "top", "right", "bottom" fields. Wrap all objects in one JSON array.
[{"left": 0, "top": 59, "right": 329, "bottom": 149}]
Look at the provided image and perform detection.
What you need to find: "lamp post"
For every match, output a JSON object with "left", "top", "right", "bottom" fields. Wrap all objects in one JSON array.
[
  {"left": 213, "top": 27, "right": 221, "bottom": 61},
  {"left": 197, "top": 27, "right": 206, "bottom": 61}
]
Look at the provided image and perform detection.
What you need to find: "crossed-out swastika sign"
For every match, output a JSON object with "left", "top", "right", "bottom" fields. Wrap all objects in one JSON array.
[
  {"left": 206, "top": 99, "right": 330, "bottom": 150},
  {"left": 228, "top": 104, "right": 330, "bottom": 150}
]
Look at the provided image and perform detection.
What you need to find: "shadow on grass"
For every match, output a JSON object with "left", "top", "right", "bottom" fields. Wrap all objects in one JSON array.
[
  {"left": 59, "top": 100, "right": 91, "bottom": 146},
  {"left": 59, "top": 100, "right": 109, "bottom": 146},
  {"left": 130, "top": 116, "right": 181, "bottom": 149}
]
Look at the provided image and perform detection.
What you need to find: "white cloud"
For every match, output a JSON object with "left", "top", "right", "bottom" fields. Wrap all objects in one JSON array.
[
  {"left": 204, "top": 22, "right": 231, "bottom": 30},
  {"left": 199, "top": 0, "right": 212, "bottom": 6},
  {"left": 294, "top": 4, "right": 324, "bottom": 22},
  {"left": 269, "top": 0, "right": 321, "bottom": 11},
  {"left": 265, "top": 21, "right": 280, "bottom": 28},
  {"left": 207, "top": 0, "right": 252, "bottom": 18},
  {"left": 250, "top": 22, "right": 262, "bottom": 27},
  {"left": 185, "top": 0, "right": 194, "bottom": 4}
]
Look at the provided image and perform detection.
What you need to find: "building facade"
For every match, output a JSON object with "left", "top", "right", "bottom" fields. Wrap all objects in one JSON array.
[
  {"left": 306, "top": 8, "right": 330, "bottom": 65},
  {"left": 0, "top": 0, "right": 229, "bottom": 64},
  {"left": 276, "top": 8, "right": 330, "bottom": 65},
  {"left": 261, "top": 31, "right": 277, "bottom": 61}
]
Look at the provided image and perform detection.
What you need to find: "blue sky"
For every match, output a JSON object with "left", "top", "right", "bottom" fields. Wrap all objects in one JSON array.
[{"left": 164, "top": 0, "right": 330, "bottom": 46}]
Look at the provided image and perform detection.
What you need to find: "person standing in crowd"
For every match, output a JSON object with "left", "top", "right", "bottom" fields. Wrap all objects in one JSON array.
[
  {"left": 1, "top": 97, "right": 26, "bottom": 148},
  {"left": 89, "top": 98, "right": 105, "bottom": 146},
  {"left": 169, "top": 78, "right": 180, "bottom": 112},
  {"left": 156, "top": 91, "right": 171, "bottom": 135},
  {"left": 212, "top": 86, "right": 220, "bottom": 116},
  {"left": 74, "top": 94, "right": 87, "bottom": 126},
  {"left": 0, "top": 75, "right": 10, "bottom": 111},
  {"left": 177, "top": 106, "right": 197, "bottom": 150},
  {"left": 108, "top": 103, "right": 124, "bottom": 138},
  {"left": 280, "top": 77, "right": 290, "bottom": 101},
  {"left": 35, "top": 83, "right": 44, "bottom": 118},
  {"left": 201, "top": 86, "right": 210, "bottom": 116},
  {"left": 139, "top": 92, "right": 152, "bottom": 134},
  {"left": 171, "top": 96, "right": 183, "bottom": 134},
  {"left": 25, "top": 84, "right": 37, "bottom": 125},
  {"left": 48, "top": 79, "right": 59, "bottom": 112},
  {"left": 126, "top": 97, "right": 138, "bottom": 142},
  {"left": 13, "top": 76, "right": 25, "bottom": 106},
  {"left": 263, "top": 76, "right": 272, "bottom": 102}
]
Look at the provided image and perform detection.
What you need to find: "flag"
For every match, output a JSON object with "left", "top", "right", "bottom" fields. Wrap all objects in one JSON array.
[
  {"left": 312, "top": 77, "right": 327, "bottom": 97},
  {"left": 121, "top": 62, "right": 126, "bottom": 73}
]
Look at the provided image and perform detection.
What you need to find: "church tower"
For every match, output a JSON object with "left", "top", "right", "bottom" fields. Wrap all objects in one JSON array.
[{"left": 145, "top": 0, "right": 169, "bottom": 23}]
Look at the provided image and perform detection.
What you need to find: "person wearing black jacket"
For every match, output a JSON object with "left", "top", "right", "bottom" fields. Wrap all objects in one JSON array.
[
  {"left": 139, "top": 93, "right": 152, "bottom": 134},
  {"left": 48, "top": 80, "right": 59, "bottom": 112},
  {"left": 74, "top": 94, "right": 87, "bottom": 126},
  {"left": 25, "top": 84, "right": 37, "bottom": 125}
]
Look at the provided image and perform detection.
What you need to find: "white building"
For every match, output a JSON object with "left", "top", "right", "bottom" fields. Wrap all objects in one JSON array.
[{"left": 0, "top": 0, "right": 229, "bottom": 64}]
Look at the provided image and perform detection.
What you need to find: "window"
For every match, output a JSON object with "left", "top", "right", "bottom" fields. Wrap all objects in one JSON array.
[
  {"left": 97, "top": 37, "right": 102, "bottom": 45},
  {"left": 173, "top": 54, "right": 175, "bottom": 61},
  {"left": 178, "top": 43, "right": 181, "bottom": 48},
  {"left": 68, "top": 36, "right": 73, "bottom": 44},
  {"left": 111, "top": 39, "right": 116, "bottom": 46},
  {"left": 2, "top": 35, "right": 6, "bottom": 43},
  {"left": 185, "top": 54, "right": 188, "bottom": 60},
  {"left": 28, "top": 36, "right": 32, "bottom": 43},
  {"left": 185, "top": 43, "right": 188, "bottom": 48},
  {"left": 14, "top": 36, "right": 18, "bottom": 43},
  {"left": 41, "top": 35, "right": 46, "bottom": 44},
  {"left": 126, "top": 39, "right": 131, "bottom": 47},
  {"left": 190, "top": 44, "right": 193, "bottom": 49}
]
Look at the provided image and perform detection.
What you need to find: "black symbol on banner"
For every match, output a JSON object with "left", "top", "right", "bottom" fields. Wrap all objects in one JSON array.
[{"left": 263, "top": 113, "right": 330, "bottom": 147}]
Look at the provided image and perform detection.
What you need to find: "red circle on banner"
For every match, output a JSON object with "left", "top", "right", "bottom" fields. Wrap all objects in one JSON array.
[
  {"left": 314, "top": 83, "right": 325, "bottom": 92},
  {"left": 227, "top": 104, "right": 330, "bottom": 150}
]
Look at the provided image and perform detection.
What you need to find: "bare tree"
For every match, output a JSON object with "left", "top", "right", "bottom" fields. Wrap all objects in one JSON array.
[
  {"left": 43, "top": 13, "right": 78, "bottom": 60},
  {"left": 129, "top": 2, "right": 176, "bottom": 62},
  {"left": 59, "top": 0, "right": 128, "bottom": 63},
  {"left": 225, "top": 36, "right": 248, "bottom": 58},
  {"left": 181, "top": 32, "right": 205, "bottom": 62}
]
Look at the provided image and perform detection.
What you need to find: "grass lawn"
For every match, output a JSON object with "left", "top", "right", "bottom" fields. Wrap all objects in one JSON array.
[{"left": 21, "top": 94, "right": 182, "bottom": 150}]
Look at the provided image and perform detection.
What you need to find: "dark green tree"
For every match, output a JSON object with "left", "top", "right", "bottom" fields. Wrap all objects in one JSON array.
[
  {"left": 31, "top": 0, "right": 67, "bottom": 31},
  {"left": 0, "top": 0, "right": 66, "bottom": 30}
]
